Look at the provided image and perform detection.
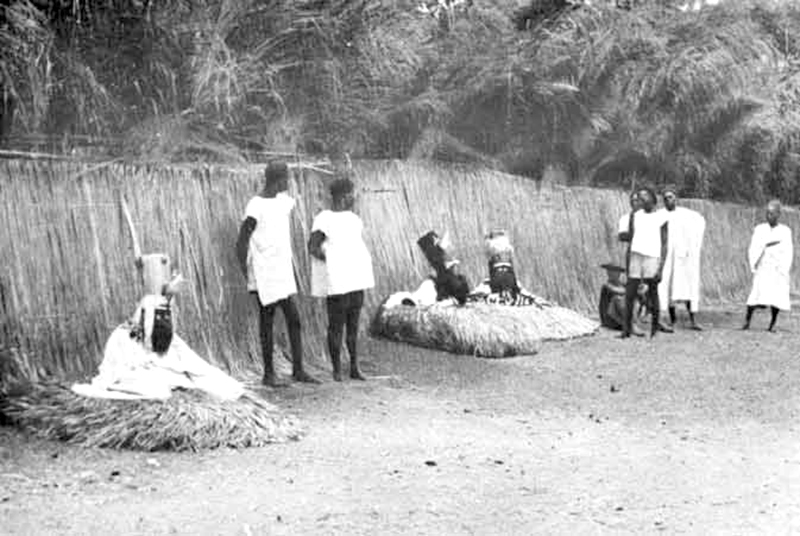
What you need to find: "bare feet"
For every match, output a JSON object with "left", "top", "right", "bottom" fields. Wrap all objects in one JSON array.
[
  {"left": 350, "top": 369, "right": 367, "bottom": 381},
  {"left": 262, "top": 374, "right": 289, "bottom": 388},
  {"left": 292, "top": 371, "right": 321, "bottom": 384},
  {"left": 689, "top": 323, "right": 703, "bottom": 331},
  {"left": 656, "top": 323, "right": 674, "bottom": 333},
  {"left": 741, "top": 323, "right": 750, "bottom": 331},
  {"left": 332, "top": 370, "right": 343, "bottom": 382}
]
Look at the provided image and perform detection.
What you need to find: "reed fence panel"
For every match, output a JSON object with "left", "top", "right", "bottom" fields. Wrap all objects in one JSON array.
[{"left": 1, "top": 159, "right": 795, "bottom": 380}]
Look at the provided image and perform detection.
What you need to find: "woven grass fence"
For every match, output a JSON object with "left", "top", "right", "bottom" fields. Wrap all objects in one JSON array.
[{"left": 1, "top": 158, "right": 796, "bottom": 383}]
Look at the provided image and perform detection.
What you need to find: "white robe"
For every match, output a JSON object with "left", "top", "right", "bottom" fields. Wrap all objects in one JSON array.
[
  {"left": 383, "top": 279, "right": 439, "bottom": 308},
  {"left": 747, "top": 223, "right": 793, "bottom": 311},
  {"left": 245, "top": 194, "right": 297, "bottom": 306},
  {"left": 72, "top": 327, "right": 245, "bottom": 400},
  {"left": 72, "top": 295, "right": 245, "bottom": 401},
  {"left": 658, "top": 207, "right": 706, "bottom": 312}
]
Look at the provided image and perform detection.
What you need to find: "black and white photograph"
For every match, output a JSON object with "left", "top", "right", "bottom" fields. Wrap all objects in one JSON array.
[{"left": 2, "top": 0, "right": 800, "bottom": 534}]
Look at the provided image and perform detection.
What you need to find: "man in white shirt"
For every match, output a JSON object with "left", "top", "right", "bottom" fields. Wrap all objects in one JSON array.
[
  {"left": 742, "top": 200, "right": 793, "bottom": 332},
  {"left": 615, "top": 191, "right": 647, "bottom": 336},
  {"left": 236, "top": 161, "right": 319, "bottom": 386},
  {"left": 657, "top": 186, "right": 706, "bottom": 330},
  {"left": 621, "top": 187, "right": 670, "bottom": 338}
]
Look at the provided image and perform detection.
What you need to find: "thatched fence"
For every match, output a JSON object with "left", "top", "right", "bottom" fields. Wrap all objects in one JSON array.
[{"left": 1, "top": 158, "right": 796, "bottom": 382}]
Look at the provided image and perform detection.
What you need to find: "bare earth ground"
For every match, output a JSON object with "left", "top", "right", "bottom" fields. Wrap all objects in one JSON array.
[{"left": 2, "top": 307, "right": 800, "bottom": 535}]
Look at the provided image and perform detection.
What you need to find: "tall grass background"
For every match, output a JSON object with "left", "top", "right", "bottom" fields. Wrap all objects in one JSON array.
[{"left": 1, "top": 159, "right": 795, "bottom": 382}]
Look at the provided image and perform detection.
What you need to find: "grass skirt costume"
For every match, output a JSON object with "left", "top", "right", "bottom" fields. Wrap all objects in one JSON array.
[
  {"left": 1, "top": 257, "right": 303, "bottom": 451},
  {"left": 373, "top": 230, "right": 597, "bottom": 357}
]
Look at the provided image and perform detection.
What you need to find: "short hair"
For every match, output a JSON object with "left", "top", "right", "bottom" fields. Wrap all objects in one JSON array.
[
  {"left": 768, "top": 199, "right": 782, "bottom": 211},
  {"left": 330, "top": 177, "right": 354, "bottom": 200},
  {"left": 662, "top": 184, "right": 678, "bottom": 196},
  {"left": 636, "top": 186, "right": 656, "bottom": 203},
  {"left": 264, "top": 160, "right": 289, "bottom": 186}
]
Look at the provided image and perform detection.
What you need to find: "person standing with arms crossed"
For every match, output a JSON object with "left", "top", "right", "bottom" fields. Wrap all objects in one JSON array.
[
  {"left": 236, "top": 161, "right": 320, "bottom": 386},
  {"left": 308, "top": 176, "right": 375, "bottom": 381},
  {"left": 742, "top": 200, "right": 793, "bottom": 332}
]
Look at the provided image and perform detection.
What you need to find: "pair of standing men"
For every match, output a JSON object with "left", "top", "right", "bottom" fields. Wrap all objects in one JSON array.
[
  {"left": 618, "top": 186, "right": 705, "bottom": 337},
  {"left": 236, "top": 161, "right": 374, "bottom": 386}
]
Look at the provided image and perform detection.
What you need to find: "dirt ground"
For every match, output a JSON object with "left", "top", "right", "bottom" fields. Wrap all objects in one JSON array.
[{"left": 3, "top": 307, "right": 800, "bottom": 535}]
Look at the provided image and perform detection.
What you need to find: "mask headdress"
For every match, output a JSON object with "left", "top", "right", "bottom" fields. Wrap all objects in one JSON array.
[
  {"left": 417, "top": 230, "right": 460, "bottom": 273},
  {"left": 485, "top": 229, "right": 513, "bottom": 264},
  {"left": 121, "top": 194, "right": 184, "bottom": 355},
  {"left": 484, "top": 229, "right": 519, "bottom": 296},
  {"left": 130, "top": 294, "right": 173, "bottom": 354},
  {"left": 416, "top": 230, "right": 467, "bottom": 305}
]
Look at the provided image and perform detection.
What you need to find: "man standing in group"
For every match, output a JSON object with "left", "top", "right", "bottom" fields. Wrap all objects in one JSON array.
[
  {"left": 236, "top": 161, "right": 320, "bottom": 386},
  {"left": 621, "top": 187, "right": 669, "bottom": 338},
  {"left": 657, "top": 186, "right": 706, "bottom": 330},
  {"left": 742, "top": 200, "right": 793, "bottom": 332}
]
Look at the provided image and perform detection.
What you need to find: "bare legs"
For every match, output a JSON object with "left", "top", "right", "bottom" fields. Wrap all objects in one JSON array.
[
  {"left": 257, "top": 296, "right": 320, "bottom": 386},
  {"left": 667, "top": 302, "right": 701, "bottom": 330},
  {"left": 326, "top": 290, "right": 366, "bottom": 381},
  {"left": 622, "top": 278, "right": 667, "bottom": 338},
  {"left": 742, "top": 305, "right": 780, "bottom": 332},
  {"left": 646, "top": 279, "right": 661, "bottom": 337},
  {"left": 621, "top": 277, "right": 639, "bottom": 338}
]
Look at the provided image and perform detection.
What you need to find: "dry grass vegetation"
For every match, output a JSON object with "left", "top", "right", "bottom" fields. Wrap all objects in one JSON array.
[{"left": 4, "top": 2, "right": 800, "bottom": 204}]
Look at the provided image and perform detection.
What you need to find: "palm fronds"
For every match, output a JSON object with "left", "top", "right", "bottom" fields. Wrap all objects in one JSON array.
[
  {"left": 0, "top": 0, "right": 54, "bottom": 133},
  {"left": 3, "top": 0, "right": 800, "bottom": 203}
]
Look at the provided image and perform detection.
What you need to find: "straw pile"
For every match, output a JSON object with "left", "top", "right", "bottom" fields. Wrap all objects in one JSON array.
[
  {"left": 0, "top": 382, "right": 303, "bottom": 451},
  {"left": 373, "top": 300, "right": 598, "bottom": 358}
]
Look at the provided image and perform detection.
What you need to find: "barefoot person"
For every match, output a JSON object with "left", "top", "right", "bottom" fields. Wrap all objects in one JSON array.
[
  {"left": 657, "top": 185, "right": 706, "bottom": 330},
  {"left": 742, "top": 200, "right": 793, "bottom": 332},
  {"left": 621, "top": 187, "right": 670, "bottom": 338},
  {"left": 309, "top": 176, "right": 375, "bottom": 381},
  {"left": 236, "top": 161, "right": 319, "bottom": 386}
]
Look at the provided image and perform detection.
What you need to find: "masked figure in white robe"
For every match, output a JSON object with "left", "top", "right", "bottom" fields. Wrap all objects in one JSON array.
[
  {"left": 743, "top": 200, "right": 793, "bottom": 332},
  {"left": 657, "top": 187, "right": 706, "bottom": 330},
  {"left": 72, "top": 287, "right": 244, "bottom": 401}
]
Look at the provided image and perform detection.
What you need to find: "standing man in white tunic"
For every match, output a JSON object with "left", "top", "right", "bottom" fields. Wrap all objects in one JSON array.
[
  {"left": 657, "top": 186, "right": 706, "bottom": 330},
  {"left": 742, "top": 200, "right": 794, "bottom": 332},
  {"left": 236, "top": 161, "right": 320, "bottom": 386}
]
